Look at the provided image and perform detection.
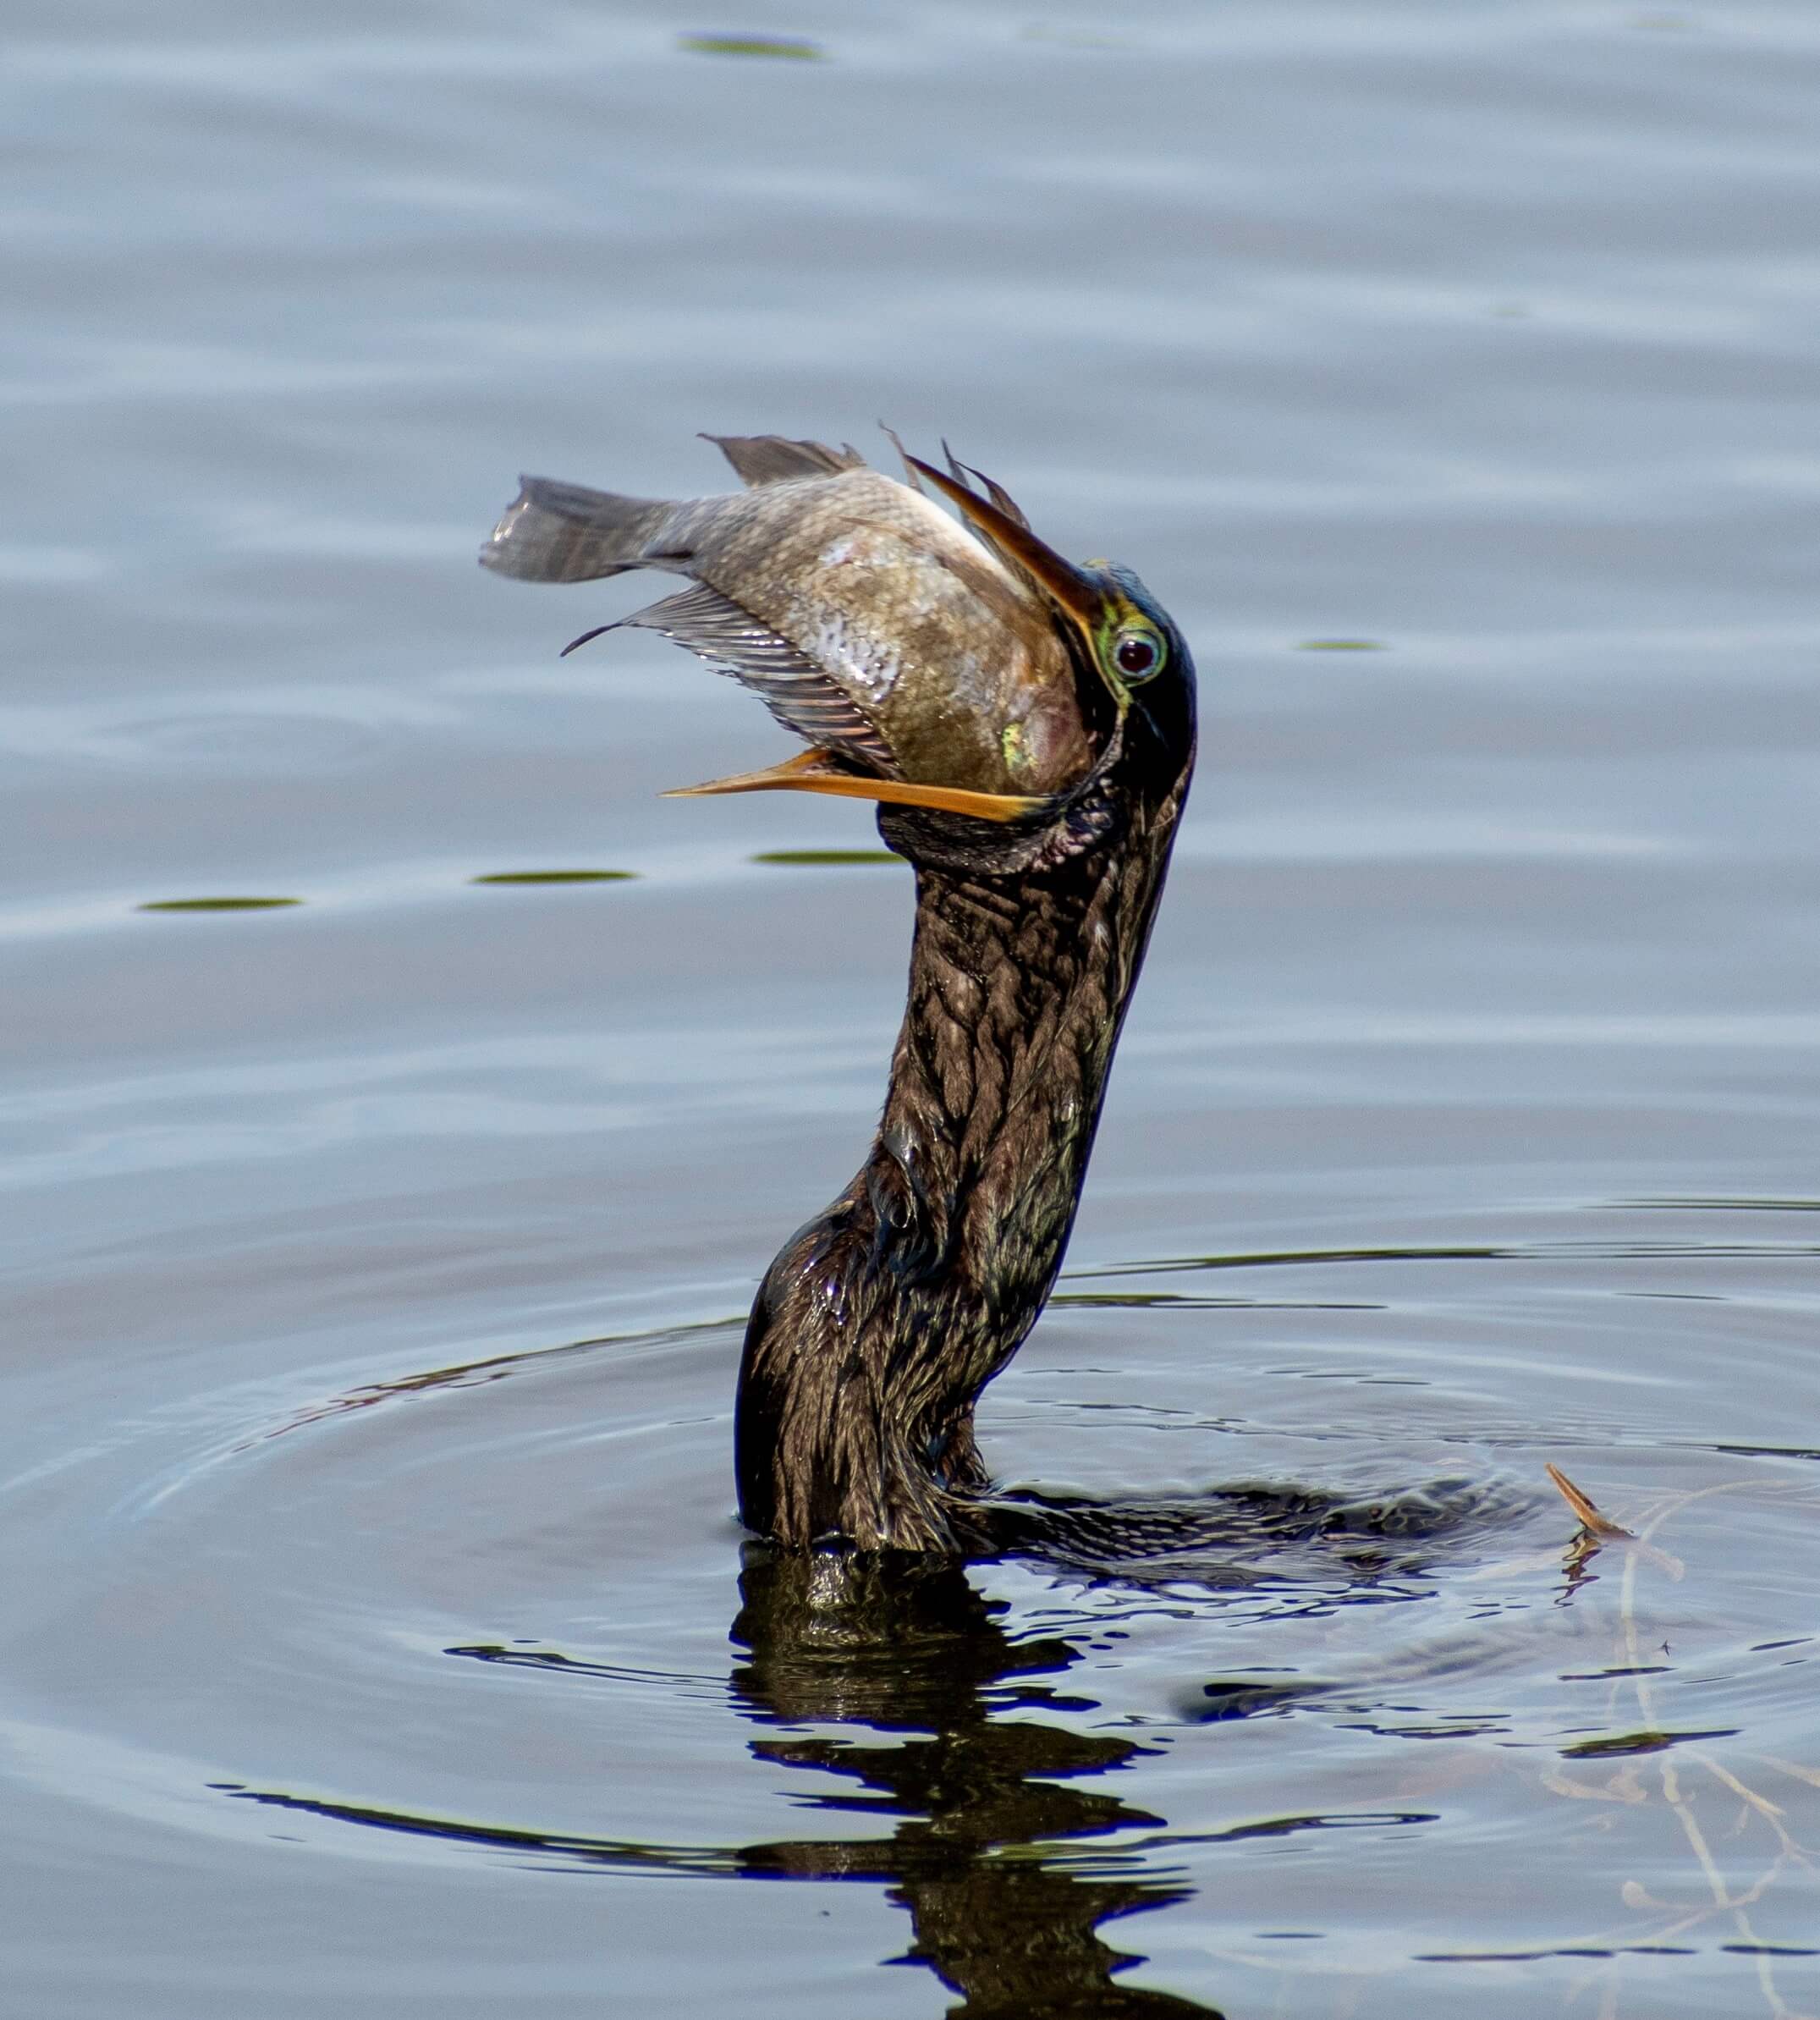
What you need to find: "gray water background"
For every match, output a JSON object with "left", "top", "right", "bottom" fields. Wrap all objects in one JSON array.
[{"left": 4, "top": 3, "right": 1819, "bottom": 2014}]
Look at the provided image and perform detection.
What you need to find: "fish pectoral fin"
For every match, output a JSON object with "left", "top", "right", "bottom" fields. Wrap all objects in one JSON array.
[
  {"left": 623, "top": 582, "right": 899, "bottom": 775},
  {"left": 664, "top": 749, "right": 1050, "bottom": 825},
  {"left": 702, "top": 435, "right": 867, "bottom": 487}
]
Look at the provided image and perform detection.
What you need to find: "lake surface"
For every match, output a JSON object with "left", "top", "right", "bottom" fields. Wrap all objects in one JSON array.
[{"left": 5, "top": 3, "right": 1819, "bottom": 2014}]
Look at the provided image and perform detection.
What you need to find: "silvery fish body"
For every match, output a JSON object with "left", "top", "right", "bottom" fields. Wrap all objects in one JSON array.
[{"left": 480, "top": 437, "right": 1092, "bottom": 797}]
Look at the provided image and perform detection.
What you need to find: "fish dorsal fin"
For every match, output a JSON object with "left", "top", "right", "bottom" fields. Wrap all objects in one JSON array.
[
  {"left": 622, "top": 582, "right": 899, "bottom": 776},
  {"left": 942, "top": 444, "right": 1033, "bottom": 532},
  {"left": 703, "top": 435, "right": 867, "bottom": 487}
]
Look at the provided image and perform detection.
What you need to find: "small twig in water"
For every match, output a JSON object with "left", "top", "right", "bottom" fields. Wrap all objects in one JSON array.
[{"left": 1546, "top": 1463, "right": 1636, "bottom": 1538}]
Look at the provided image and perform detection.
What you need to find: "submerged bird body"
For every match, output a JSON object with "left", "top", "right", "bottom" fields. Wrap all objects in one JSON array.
[{"left": 484, "top": 435, "right": 1196, "bottom": 1552}]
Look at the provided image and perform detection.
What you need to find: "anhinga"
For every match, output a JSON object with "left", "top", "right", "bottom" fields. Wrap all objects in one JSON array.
[{"left": 482, "top": 435, "right": 1196, "bottom": 1553}]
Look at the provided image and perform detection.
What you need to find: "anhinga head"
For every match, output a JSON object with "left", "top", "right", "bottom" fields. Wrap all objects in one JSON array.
[{"left": 884, "top": 453, "right": 1197, "bottom": 854}]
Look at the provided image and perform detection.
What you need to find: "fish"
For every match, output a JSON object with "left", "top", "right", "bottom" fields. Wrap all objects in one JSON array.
[{"left": 479, "top": 434, "right": 1097, "bottom": 803}]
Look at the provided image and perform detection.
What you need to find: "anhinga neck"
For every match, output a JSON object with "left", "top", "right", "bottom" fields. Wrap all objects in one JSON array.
[{"left": 735, "top": 783, "right": 1185, "bottom": 1552}]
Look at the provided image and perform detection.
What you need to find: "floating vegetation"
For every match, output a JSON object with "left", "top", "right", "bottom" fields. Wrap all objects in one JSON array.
[
  {"left": 679, "top": 34, "right": 825, "bottom": 60},
  {"left": 1560, "top": 1727, "right": 1741, "bottom": 1760},
  {"left": 1296, "top": 638, "right": 1386, "bottom": 652},
  {"left": 749, "top": 849, "right": 900, "bottom": 867},
  {"left": 470, "top": 870, "right": 638, "bottom": 886},
  {"left": 1547, "top": 1461, "right": 1632, "bottom": 1539},
  {"left": 138, "top": 896, "right": 302, "bottom": 912}
]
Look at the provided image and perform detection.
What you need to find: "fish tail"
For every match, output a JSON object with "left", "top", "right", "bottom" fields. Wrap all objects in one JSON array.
[{"left": 479, "top": 477, "right": 682, "bottom": 583}]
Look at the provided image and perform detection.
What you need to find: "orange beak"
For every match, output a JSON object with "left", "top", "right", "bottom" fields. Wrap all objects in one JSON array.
[{"left": 663, "top": 748, "right": 1047, "bottom": 823}]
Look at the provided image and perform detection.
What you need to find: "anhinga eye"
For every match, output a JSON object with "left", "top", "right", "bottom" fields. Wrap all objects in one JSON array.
[{"left": 1113, "top": 626, "right": 1164, "bottom": 681}]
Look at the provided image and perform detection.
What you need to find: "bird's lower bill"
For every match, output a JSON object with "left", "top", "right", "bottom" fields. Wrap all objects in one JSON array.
[{"left": 665, "top": 748, "right": 1049, "bottom": 823}]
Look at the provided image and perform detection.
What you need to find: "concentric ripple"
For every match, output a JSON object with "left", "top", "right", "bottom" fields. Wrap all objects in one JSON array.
[{"left": 1, "top": 1211, "right": 1817, "bottom": 2015}]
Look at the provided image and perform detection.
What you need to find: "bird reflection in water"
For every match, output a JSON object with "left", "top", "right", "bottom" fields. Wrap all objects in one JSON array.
[
  {"left": 729, "top": 1543, "right": 1222, "bottom": 2018},
  {"left": 213, "top": 1548, "right": 1227, "bottom": 2012}
]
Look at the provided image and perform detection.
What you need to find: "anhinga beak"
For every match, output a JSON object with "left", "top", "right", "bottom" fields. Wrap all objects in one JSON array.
[
  {"left": 664, "top": 748, "right": 1048, "bottom": 823},
  {"left": 903, "top": 453, "right": 1108, "bottom": 668}
]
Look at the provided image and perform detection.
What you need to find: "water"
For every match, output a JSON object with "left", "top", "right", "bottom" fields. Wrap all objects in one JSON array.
[{"left": 5, "top": 3, "right": 1819, "bottom": 2013}]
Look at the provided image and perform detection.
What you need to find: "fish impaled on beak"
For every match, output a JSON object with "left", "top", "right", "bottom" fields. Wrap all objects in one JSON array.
[{"left": 480, "top": 434, "right": 1102, "bottom": 813}]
